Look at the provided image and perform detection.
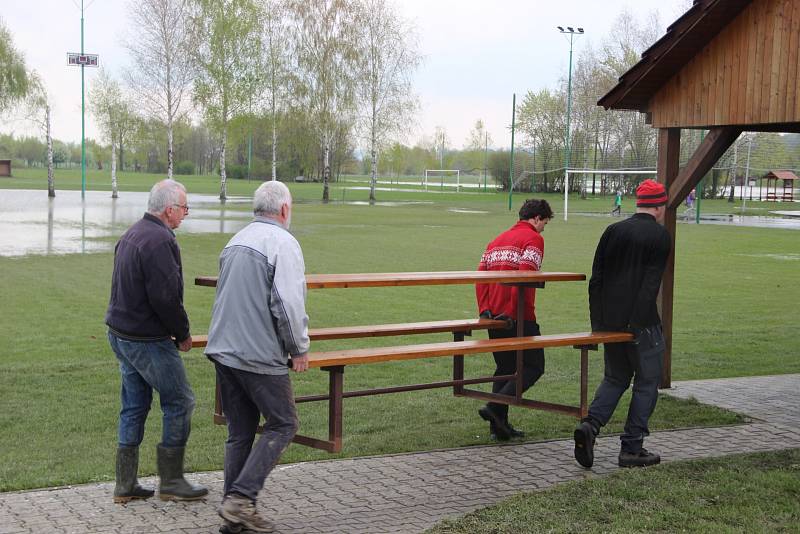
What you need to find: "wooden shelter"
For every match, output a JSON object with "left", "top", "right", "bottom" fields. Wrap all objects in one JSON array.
[
  {"left": 598, "top": 0, "right": 800, "bottom": 387},
  {"left": 0, "top": 159, "right": 10, "bottom": 177},
  {"left": 763, "top": 170, "right": 798, "bottom": 200}
]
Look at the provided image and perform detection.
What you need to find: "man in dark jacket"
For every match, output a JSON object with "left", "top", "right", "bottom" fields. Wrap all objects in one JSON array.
[
  {"left": 475, "top": 199, "right": 553, "bottom": 441},
  {"left": 106, "top": 179, "right": 207, "bottom": 503},
  {"left": 574, "top": 179, "right": 672, "bottom": 469}
]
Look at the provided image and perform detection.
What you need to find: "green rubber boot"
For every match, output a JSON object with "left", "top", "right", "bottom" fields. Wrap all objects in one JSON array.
[
  {"left": 156, "top": 444, "right": 208, "bottom": 501},
  {"left": 113, "top": 446, "right": 154, "bottom": 503}
]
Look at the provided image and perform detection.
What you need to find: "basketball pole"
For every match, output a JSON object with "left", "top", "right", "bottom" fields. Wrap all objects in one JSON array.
[
  {"left": 508, "top": 93, "right": 516, "bottom": 210},
  {"left": 80, "top": 0, "right": 86, "bottom": 199}
]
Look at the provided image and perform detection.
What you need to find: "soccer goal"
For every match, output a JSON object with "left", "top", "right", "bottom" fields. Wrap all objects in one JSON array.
[{"left": 423, "top": 169, "right": 461, "bottom": 191}]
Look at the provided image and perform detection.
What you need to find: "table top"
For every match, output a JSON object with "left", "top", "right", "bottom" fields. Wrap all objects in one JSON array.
[{"left": 195, "top": 270, "right": 586, "bottom": 289}]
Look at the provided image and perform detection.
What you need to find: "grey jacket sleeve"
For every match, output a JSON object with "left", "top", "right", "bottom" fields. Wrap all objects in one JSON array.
[{"left": 269, "top": 239, "right": 310, "bottom": 356}]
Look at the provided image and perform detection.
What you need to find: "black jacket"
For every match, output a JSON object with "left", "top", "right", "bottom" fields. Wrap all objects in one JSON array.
[
  {"left": 105, "top": 213, "right": 190, "bottom": 342},
  {"left": 588, "top": 213, "right": 671, "bottom": 330}
]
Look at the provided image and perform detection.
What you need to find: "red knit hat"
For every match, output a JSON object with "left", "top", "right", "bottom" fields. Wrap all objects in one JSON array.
[{"left": 636, "top": 179, "right": 668, "bottom": 207}]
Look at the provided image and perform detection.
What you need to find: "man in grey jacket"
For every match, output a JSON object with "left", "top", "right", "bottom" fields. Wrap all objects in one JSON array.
[{"left": 205, "top": 180, "right": 310, "bottom": 533}]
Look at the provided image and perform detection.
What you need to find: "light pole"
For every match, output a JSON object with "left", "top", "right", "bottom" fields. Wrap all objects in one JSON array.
[{"left": 557, "top": 26, "right": 583, "bottom": 221}]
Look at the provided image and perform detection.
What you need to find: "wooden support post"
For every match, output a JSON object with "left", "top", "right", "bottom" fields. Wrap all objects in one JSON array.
[
  {"left": 452, "top": 332, "right": 465, "bottom": 395},
  {"left": 657, "top": 128, "right": 681, "bottom": 389},
  {"left": 515, "top": 286, "right": 525, "bottom": 401},
  {"left": 326, "top": 366, "right": 344, "bottom": 452},
  {"left": 579, "top": 347, "right": 589, "bottom": 418}
]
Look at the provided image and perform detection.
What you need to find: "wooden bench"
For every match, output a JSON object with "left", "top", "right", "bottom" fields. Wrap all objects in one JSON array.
[
  {"left": 194, "top": 270, "right": 633, "bottom": 453},
  {"left": 191, "top": 317, "right": 510, "bottom": 348},
  {"left": 194, "top": 330, "right": 632, "bottom": 452}
]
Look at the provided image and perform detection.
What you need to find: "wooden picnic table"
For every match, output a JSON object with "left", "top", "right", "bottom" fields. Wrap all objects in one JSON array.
[{"left": 194, "top": 270, "right": 633, "bottom": 453}]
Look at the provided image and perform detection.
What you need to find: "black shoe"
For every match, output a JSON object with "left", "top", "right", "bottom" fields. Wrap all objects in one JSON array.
[
  {"left": 573, "top": 421, "right": 596, "bottom": 468},
  {"left": 618, "top": 448, "right": 661, "bottom": 468},
  {"left": 506, "top": 423, "right": 525, "bottom": 439},
  {"left": 479, "top": 406, "right": 511, "bottom": 441},
  {"left": 219, "top": 520, "right": 243, "bottom": 534}
]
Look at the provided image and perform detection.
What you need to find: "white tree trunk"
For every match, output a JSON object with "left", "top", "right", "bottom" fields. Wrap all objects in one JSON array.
[
  {"left": 322, "top": 142, "right": 330, "bottom": 203},
  {"left": 272, "top": 114, "right": 277, "bottom": 181},
  {"left": 167, "top": 123, "right": 174, "bottom": 180},
  {"left": 369, "top": 121, "right": 377, "bottom": 203},
  {"left": 111, "top": 140, "right": 118, "bottom": 199},
  {"left": 220, "top": 129, "right": 228, "bottom": 200},
  {"left": 46, "top": 104, "right": 55, "bottom": 198}
]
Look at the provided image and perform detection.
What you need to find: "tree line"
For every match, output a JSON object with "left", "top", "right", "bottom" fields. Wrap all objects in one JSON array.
[{"left": 4, "top": 5, "right": 800, "bottom": 201}]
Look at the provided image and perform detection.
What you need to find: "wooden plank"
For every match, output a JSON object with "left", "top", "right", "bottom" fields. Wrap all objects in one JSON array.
[
  {"left": 191, "top": 318, "right": 511, "bottom": 347},
  {"left": 196, "top": 270, "right": 586, "bottom": 289},
  {"left": 777, "top": 0, "right": 791, "bottom": 121},
  {"left": 745, "top": 1, "right": 760, "bottom": 123},
  {"left": 760, "top": 0, "right": 776, "bottom": 123},
  {"left": 787, "top": 0, "right": 800, "bottom": 120},
  {"left": 739, "top": 3, "right": 754, "bottom": 123},
  {"left": 715, "top": 25, "right": 728, "bottom": 125},
  {"left": 704, "top": 44, "right": 714, "bottom": 125},
  {"left": 769, "top": 0, "right": 786, "bottom": 122},
  {"left": 719, "top": 23, "right": 732, "bottom": 126},
  {"left": 305, "top": 332, "right": 635, "bottom": 368},
  {"left": 728, "top": 13, "right": 749, "bottom": 124}
]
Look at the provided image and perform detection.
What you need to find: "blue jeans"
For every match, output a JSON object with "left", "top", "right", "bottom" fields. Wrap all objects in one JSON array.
[
  {"left": 108, "top": 332, "right": 196, "bottom": 448},
  {"left": 214, "top": 361, "right": 299, "bottom": 501},
  {"left": 586, "top": 325, "right": 664, "bottom": 452}
]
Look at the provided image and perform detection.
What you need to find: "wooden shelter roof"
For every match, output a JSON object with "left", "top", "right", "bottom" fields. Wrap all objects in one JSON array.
[
  {"left": 598, "top": 0, "right": 753, "bottom": 112},
  {"left": 764, "top": 170, "right": 800, "bottom": 180}
]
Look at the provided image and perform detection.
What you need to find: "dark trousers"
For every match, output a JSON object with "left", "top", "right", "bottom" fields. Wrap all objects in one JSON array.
[
  {"left": 487, "top": 320, "right": 545, "bottom": 420},
  {"left": 214, "top": 361, "right": 299, "bottom": 501},
  {"left": 586, "top": 325, "right": 664, "bottom": 452}
]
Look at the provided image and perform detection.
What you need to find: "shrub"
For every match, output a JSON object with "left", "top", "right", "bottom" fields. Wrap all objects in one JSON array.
[{"left": 174, "top": 160, "right": 195, "bottom": 175}]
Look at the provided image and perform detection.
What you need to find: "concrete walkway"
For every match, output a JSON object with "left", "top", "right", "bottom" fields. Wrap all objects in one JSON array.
[{"left": 1, "top": 374, "right": 797, "bottom": 534}]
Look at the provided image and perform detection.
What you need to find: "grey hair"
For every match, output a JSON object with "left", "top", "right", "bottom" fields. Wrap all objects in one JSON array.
[
  {"left": 147, "top": 179, "right": 186, "bottom": 214},
  {"left": 253, "top": 180, "right": 292, "bottom": 216}
]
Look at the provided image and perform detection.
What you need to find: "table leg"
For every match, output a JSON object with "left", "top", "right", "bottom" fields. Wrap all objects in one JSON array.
[
  {"left": 515, "top": 285, "right": 525, "bottom": 401},
  {"left": 327, "top": 366, "right": 344, "bottom": 453},
  {"left": 453, "top": 332, "right": 465, "bottom": 395}
]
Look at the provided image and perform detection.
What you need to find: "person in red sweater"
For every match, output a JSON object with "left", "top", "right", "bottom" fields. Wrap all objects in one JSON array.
[{"left": 475, "top": 198, "right": 553, "bottom": 440}]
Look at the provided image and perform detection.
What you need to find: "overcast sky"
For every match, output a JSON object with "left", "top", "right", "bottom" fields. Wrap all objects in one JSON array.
[{"left": 1, "top": 0, "right": 687, "bottom": 150}]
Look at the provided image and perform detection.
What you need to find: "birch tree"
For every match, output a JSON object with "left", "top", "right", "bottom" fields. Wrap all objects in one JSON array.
[
  {"left": 90, "top": 69, "right": 126, "bottom": 198},
  {"left": 191, "top": 0, "right": 263, "bottom": 200},
  {"left": 25, "top": 73, "right": 55, "bottom": 197},
  {"left": 288, "top": 0, "right": 360, "bottom": 202},
  {"left": 124, "top": 0, "right": 195, "bottom": 179},
  {"left": 355, "top": 0, "right": 420, "bottom": 203},
  {"left": 260, "top": 0, "right": 291, "bottom": 181}
]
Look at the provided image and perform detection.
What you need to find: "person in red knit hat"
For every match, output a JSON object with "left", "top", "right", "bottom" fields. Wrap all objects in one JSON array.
[
  {"left": 475, "top": 198, "right": 553, "bottom": 441},
  {"left": 573, "top": 179, "right": 672, "bottom": 469}
]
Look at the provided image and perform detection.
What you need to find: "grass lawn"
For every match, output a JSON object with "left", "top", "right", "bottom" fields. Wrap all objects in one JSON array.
[
  {"left": 427, "top": 448, "right": 800, "bottom": 533},
  {"left": 0, "top": 171, "right": 797, "bottom": 491}
]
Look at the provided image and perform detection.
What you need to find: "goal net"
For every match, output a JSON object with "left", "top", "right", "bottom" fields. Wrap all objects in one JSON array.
[{"left": 423, "top": 169, "right": 461, "bottom": 191}]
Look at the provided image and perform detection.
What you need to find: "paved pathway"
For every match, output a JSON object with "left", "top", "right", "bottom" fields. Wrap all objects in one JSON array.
[{"left": 1, "top": 374, "right": 797, "bottom": 534}]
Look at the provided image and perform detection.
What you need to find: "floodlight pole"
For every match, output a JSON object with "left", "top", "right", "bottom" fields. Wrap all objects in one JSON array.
[
  {"left": 508, "top": 93, "right": 516, "bottom": 210},
  {"left": 558, "top": 26, "right": 584, "bottom": 221},
  {"left": 80, "top": 0, "right": 86, "bottom": 199}
]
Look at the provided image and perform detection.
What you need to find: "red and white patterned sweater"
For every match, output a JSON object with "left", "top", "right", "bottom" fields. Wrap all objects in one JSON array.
[{"left": 475, "top": 220, "right": 544, "bottom": 322}]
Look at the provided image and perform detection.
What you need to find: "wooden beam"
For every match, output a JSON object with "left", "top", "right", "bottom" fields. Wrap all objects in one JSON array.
[
  {"left": 667, "top": 126, "right": 742, "bottom": 209},
  {"left": 657, "top": 128, "right": 680, "bottom": 389}
]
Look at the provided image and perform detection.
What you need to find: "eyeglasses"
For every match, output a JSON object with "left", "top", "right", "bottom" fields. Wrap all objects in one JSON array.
[{"left": 172, "top": 203, "right": 189, "bottom": 213}]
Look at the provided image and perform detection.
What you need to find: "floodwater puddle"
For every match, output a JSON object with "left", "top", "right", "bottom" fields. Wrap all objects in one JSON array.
[{"left": 0, "top": 189, "right": 252, "bottom": 257}]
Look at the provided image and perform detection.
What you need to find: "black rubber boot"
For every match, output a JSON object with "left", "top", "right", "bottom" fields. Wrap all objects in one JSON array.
[
  {"left": 113, "top": 446, "right": 154, "bottom": 503},
  {"left": 156, "top": 444, "right": 209, "bottom": 501},
  {"left": 479, "top": 405, "right": 511, "bottom": 441}
]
